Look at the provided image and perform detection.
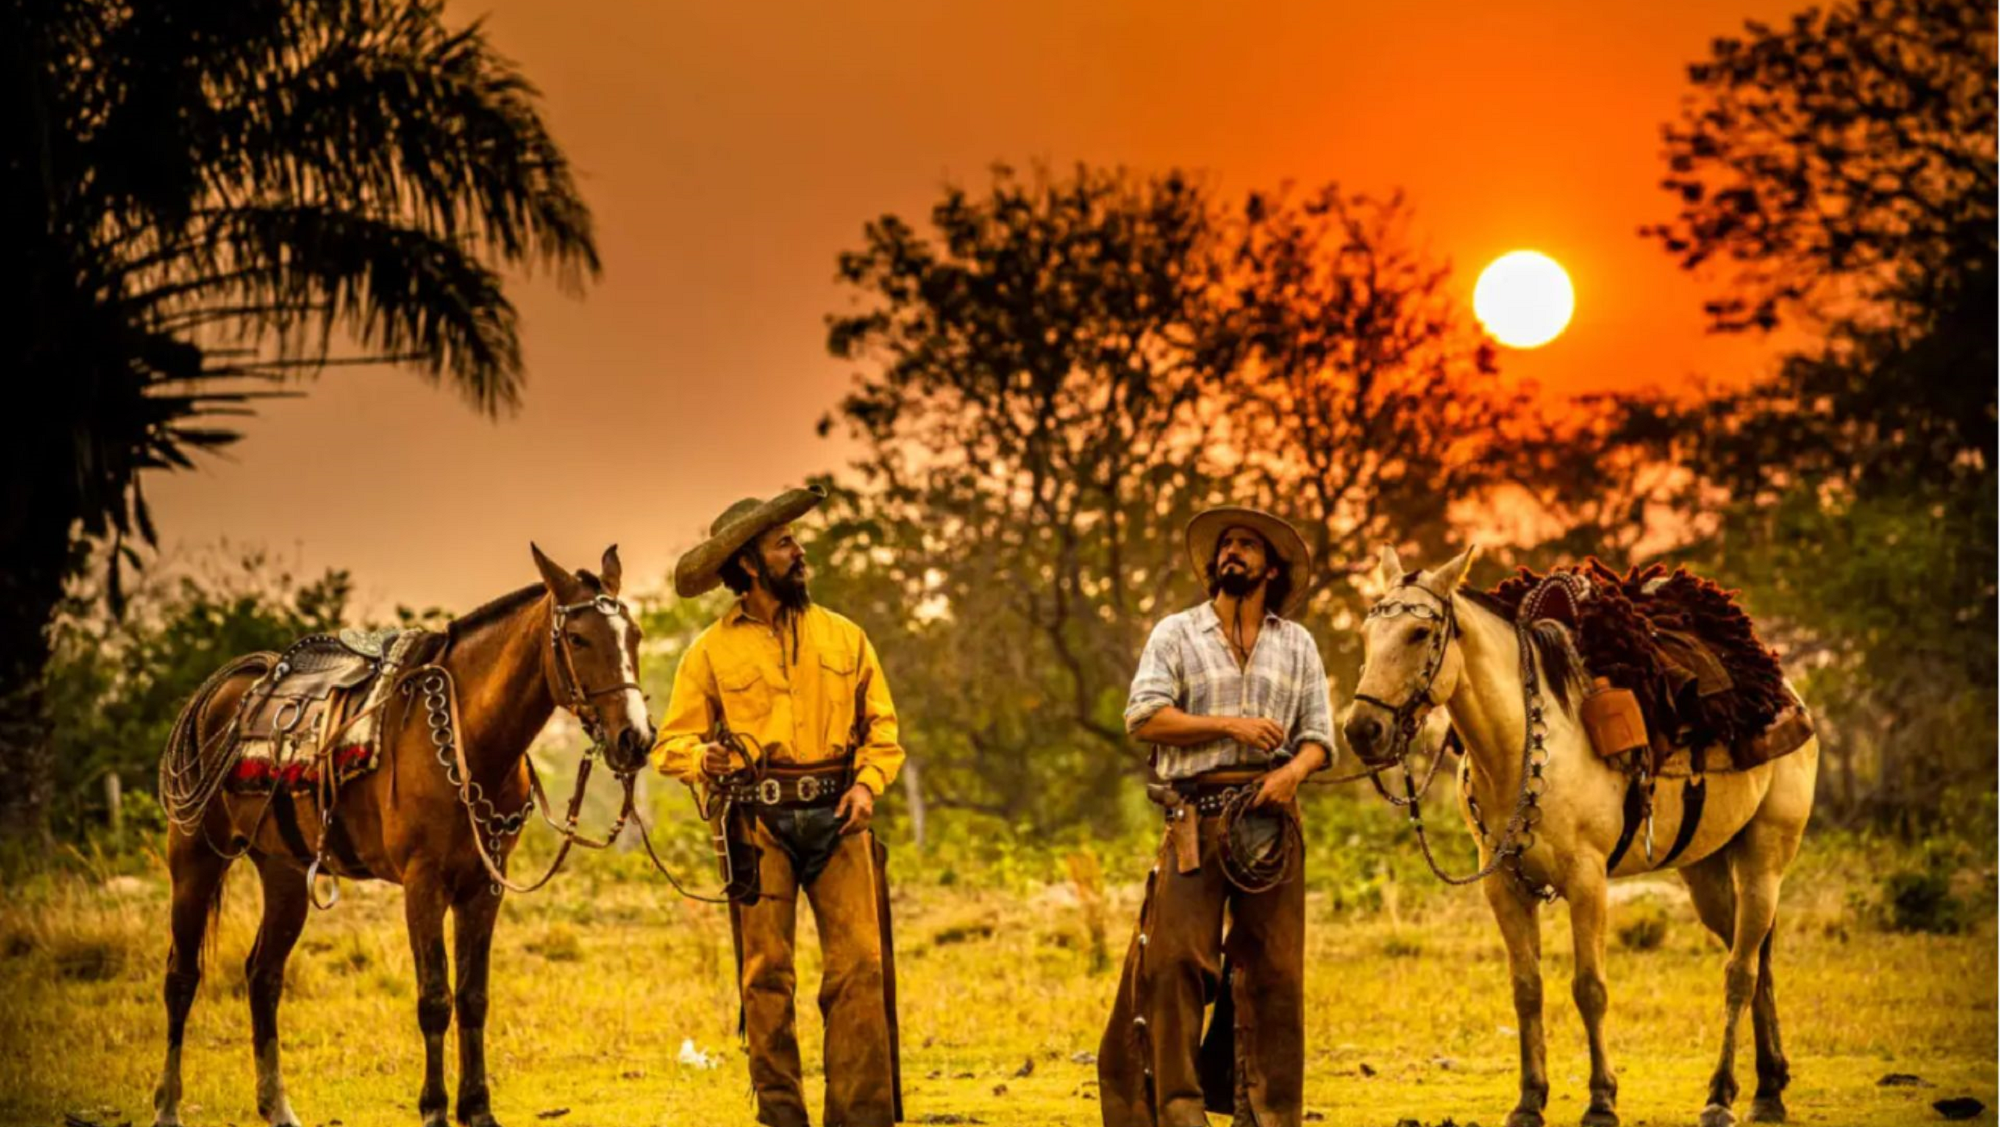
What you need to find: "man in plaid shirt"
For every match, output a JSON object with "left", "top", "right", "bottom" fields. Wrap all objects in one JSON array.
[{"left": 1098, "top": 506, "right": 1335, "bottom": 1127}]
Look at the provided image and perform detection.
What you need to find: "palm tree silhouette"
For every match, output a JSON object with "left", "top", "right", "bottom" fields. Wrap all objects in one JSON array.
[{"left": 3, "top": 0, "right": 601, "bottom": 840}]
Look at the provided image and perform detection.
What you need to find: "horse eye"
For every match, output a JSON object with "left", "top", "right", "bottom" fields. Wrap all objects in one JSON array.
[
  {"left": 567, "top": 632, "right": 590, "bottom": 648},
  {"left": 1409, "top": 626, "right": 1431, "bottom": 643}
]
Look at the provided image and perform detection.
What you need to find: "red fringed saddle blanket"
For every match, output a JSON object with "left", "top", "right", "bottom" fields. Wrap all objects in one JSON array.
[
  {"left": 1486, "top": 561, "right": 1813, "bottom": 772},
  {"left": 230, "top": 741, "right": 379, "bottom": 794}
]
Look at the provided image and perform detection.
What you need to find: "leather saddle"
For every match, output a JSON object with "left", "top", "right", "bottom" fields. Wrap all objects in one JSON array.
[{"left": 239, "top": 630, "right": 400, "bottom": 761}]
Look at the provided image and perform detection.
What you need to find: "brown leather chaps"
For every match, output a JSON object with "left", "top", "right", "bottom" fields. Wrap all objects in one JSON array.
[{"left": 1097, "top": 804, "right": 1306, "bottom": 1127}]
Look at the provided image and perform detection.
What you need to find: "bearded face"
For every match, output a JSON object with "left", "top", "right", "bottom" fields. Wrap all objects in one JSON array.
[
  {"left": 751, "top": 525, "right": 811, "bottom": 611},
  {"left": 1209, "top": 526, "right": 1274, "bottom": 599},
  {"left": 760, "top": 551, "right": 811, "bottom": 611}
]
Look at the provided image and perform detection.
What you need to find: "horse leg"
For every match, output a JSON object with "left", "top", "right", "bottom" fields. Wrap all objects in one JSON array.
[
  {"left": 1682, "top": 851, "right": 1790, "bottom": 1123},
  {"left": 1700, "top": 841, "right": 1784, "bottom": 1127},
  {"left": 451, "top": 886, "right": 505, "bottom": 1127},
  {"left": 1565, "top": 868, "right": 1618, "bottom": 1127},
  {"left": 1485, "top": 875, "right": 1549, "bottom": 1127},
  {"left": 246, "top": 857, "right": 310, "bottom": 1127},
  {"left": 404, "top": 868, "right": 454, "bottom": 1127},
  {"left": 1679, "top": 852, "right": 1735, "bottom": 944},
  {"left": 155, "top": 831, "right": 232, "bottom": 1127},
  {"left": 1745, "top": 924, "right": 1790, "bottom": 1122}
]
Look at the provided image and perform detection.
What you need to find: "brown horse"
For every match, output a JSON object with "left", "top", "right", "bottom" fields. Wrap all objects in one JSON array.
[
  {"left": 151, "top": 545, "right": 653, "bottom": 1127},
  {"left": 1343, "top": 546, "right": 1819, "bottom": 1127}
]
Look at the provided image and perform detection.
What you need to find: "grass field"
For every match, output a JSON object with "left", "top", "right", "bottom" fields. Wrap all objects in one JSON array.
[{"left": 1, "top": 815, "right": 1993, "bottom": 1127}]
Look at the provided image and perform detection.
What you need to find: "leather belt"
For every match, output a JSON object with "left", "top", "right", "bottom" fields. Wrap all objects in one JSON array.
[
  {"left": 724, "top": 760, "right": 850, "bottom": 808},
  {"left": 1168, "top": 770, "right": 1265, "bottom": 818}
]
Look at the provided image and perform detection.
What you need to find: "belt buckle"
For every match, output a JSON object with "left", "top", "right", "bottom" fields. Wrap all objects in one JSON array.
[
  {"left": 797, "top": 775, "right": 821, "bottom": 803},
  {"left": 758, "top": 778, "right": 782, "bottom": 805}
]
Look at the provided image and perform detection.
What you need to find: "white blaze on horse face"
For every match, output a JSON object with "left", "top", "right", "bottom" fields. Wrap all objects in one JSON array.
[{"left": 615, "top": 617, "right": 652, "bottom": 746}]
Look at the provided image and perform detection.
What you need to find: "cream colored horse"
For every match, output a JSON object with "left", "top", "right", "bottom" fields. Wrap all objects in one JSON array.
[{"left": 1341, "top": 545, "right": 1819, "bottom": 1127}]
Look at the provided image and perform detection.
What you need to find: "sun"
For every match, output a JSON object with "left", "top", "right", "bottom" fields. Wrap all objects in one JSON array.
[{"left": 1473, "top": 250, "right": 1575, "bottom": 349}]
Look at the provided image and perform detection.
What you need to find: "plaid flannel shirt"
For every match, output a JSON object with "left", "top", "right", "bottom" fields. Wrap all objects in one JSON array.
[{"left": 1124, "top": 601, "right": 1336, "bottom": 780}]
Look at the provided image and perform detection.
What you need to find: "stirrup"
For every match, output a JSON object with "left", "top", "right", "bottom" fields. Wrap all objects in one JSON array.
[{"left": 306, "top": 855, "right": 341, "bottom": 910}]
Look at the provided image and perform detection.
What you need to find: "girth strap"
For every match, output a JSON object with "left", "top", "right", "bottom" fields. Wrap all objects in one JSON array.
[
  {"left": 1606, "top": 772, "right": 1708, "bottom": 874},
  {"left": 1605, "top": 774, "right": 1647, "bottom": 873},
  {"left": 322, "top": 815, "right": 374, "bottom": 879},
  {"left": 1656, "top": 776, "right": 1708, "bottom": 868},
  {"left": 271, "top": 789, "right": 315, "bottom": 862}
]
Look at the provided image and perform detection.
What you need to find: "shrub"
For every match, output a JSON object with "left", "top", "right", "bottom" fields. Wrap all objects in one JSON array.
[
  {"left": 1882, "top": 867, "right": 1964, "bottom": 934},
  {"left": 51, "top": 934, "right": 126, "bottom": 981},
  {"left": 1616, "top": 901, "right": 1672, "bottom": 951}
]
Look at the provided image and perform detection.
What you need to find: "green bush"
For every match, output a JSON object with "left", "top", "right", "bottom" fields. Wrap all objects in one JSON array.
[{"left": 1882, "top": 867, "right": 1965, "bottom": 935}]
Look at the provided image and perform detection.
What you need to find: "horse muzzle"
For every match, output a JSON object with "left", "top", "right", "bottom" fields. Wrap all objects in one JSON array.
[
  {"left": 1341, "top": 709, "right": 1400, "bottom": 768},
  {"left": 604, "top": 725, "right": 653, "bottom": 775}
]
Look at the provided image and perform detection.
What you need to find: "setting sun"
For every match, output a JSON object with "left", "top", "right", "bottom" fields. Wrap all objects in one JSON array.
[{"left": 1474, "top": 250, "right": 1576, "bottom": 349}]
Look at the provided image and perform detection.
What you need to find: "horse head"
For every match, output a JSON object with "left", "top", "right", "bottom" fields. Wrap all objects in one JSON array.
[
  {"left": 530, "top": 543, "right": 655, "bottom": 774},
  {"left": 1342, "top": 543, "right": 1478, "bottom": 767}
]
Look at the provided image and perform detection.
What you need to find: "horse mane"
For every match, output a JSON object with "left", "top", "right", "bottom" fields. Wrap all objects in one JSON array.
[
  {"left": 449, "top": 583, "right": 544, "bottom": 640},
  {"left": 449, "top": 572, "right": 607, "bottom": 643},
  {"left": 1456, "top": 587, "right": 1587, "bottom": 713}
]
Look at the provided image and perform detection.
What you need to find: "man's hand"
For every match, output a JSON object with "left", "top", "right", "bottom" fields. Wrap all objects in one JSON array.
[
  {"left": 1223, "top": 716, "right": 1287, "bottom": 752},
  {"left": 834, "top": 784, "right": 875, "bottom": 835},
  {"left": 1252, "top": 758, "right": 1308, "bottom": 808},
  {"left": 699, "top": 741, "right": 739, "bottom": 780}
]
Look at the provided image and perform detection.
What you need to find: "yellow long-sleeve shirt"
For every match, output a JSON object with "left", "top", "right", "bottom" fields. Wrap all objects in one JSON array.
[{"left": 651, "top": 601, "right": 904, "bottom": 795}]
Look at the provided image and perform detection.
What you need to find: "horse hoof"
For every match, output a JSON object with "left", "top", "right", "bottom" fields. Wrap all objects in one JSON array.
[
  {"left": 1747, "top": 1096, "right": 1787, "bottom": 1123},
  {"left": 1699, "top": 1103, "right": 1737, "bottom": 1127},
  {"left": 1507, "top": 1111, "right": 1547, "bottom": 1127},
  {"left": 1582, "top": 1108, "right": 1620, "bottom": 1127},
  {"left": 461, "top": 1115, "right": 504, "bottom": 1127}
]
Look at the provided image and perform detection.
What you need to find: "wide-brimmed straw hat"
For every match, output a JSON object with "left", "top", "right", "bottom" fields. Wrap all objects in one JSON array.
[
  {"left": 1184, "top": 506, "right": 1313, "bottom": 617},
  {"left": 673, "top": 485, "right": 827, "bottom": 598}
]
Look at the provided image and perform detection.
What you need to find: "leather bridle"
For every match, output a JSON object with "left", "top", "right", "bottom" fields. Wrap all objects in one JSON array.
[
  {"left": 548, "top": 593, "right": 644, "bottom": 759},
  {"left": 1351, "top": 582, "right": 1458, "bottom": 767}
]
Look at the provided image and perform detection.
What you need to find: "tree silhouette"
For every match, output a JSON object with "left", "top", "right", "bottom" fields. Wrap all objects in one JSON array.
[
  {"left": 820, "top": 166, "right": 1523, "bottom": 832},
  {"left": 1643, "top": 0, "right": 1994, "bottom": 336},
  {"left": 1640, "top": 0, "right": 1996, "bottom": 830},
  {"left": 2, "top": 0, "right": 599, "bottom": 841}
]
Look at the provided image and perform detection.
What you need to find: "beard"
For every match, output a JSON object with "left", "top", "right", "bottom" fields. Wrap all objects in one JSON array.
[
  {"left": 763, "top": 558, "right": 812, "bottom": 612},
  {"left": 1213, "top": 558, "right": 1261, "bottom": 599}
]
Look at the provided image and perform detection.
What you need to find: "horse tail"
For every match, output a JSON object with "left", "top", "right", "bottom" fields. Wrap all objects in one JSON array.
[{"left": 199, "top": 863, "right": 229, "bottom": 975}]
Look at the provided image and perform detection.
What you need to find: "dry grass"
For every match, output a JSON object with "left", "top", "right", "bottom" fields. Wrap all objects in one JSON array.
[{"left": 0, "top": 832, "right": 1992, "bottom": 1127}]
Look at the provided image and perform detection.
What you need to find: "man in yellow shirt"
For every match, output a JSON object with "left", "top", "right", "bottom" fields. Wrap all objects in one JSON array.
[{"left": 653, "top": 485, "right": 904, "bottom": 1127}]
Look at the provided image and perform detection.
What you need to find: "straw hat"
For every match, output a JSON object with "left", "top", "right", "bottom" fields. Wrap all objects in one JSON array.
[
  {"left": 1184, "top": 506, "right": 1312, "bottom": 617},
  {"left": 673, "top": 485, "right": 827, "bottom": 598}
]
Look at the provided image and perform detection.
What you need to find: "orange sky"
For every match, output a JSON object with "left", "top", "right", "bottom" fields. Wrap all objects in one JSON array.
[{"left": 146, "top": 0, "right": 1803, "bottom": 615}]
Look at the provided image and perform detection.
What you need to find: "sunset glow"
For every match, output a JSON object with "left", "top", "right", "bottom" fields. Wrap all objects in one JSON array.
[{"left": 1474, "top": 250, "right": 1576, "bottom": 349}]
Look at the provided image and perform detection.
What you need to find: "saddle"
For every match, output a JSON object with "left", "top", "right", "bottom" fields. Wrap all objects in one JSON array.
[
  {"left": 1489, "top": 561, "right": 1812, "bottom": 773},
  {"left": 228, "top": 629, "right": 427, "bottom": 793}
]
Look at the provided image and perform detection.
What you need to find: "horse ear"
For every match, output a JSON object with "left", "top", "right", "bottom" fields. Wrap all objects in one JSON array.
[
  {"left": 600, "top": 544, "right": 623, "bottom": 596},
  {"left": 530, "top": 543, "right": 582, "bottom": 602},
  {"left": 1375, "top": 545, "right": 1406, "bottom": 592},
  {"left": 1428, "top": 543, "right": 1481, "bottom": 595}
]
